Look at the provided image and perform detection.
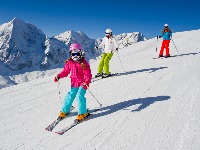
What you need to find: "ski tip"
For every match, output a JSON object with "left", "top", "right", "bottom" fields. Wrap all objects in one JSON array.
[
  {"left": 45, "top": 128, "right": 53, "bottom": 132},
  {"left": 55, "top": 132, "right": 64, "bottom": 135},
  {"left": 153, "top": 57, "right": 163, "bottom": 59}
]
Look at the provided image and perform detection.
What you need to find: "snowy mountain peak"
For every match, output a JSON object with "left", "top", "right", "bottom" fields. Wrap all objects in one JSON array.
[
  {"left": 114, "top": 32, "right": 147, "bottom": 48},
  {"left": 54, "top": 30, "right": 96, "bottom": 60},
  {"left": 54, "top": 30, "right": 91, "bottom": 44},
  {"left": 11, "top": 17, "right": 25, "bottom": 24},
  {"left": 0, "top": 18, "right": 46, "bottom": 71}
]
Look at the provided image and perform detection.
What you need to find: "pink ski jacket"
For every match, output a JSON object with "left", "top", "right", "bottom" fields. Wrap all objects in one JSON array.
[{"left": 58, "top": 58, "right": 92, "bottom": 87}]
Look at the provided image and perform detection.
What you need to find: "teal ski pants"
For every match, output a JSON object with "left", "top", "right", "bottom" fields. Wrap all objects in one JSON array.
[{"left": 61, "top": 87, "right": 87, "bottom": 115}]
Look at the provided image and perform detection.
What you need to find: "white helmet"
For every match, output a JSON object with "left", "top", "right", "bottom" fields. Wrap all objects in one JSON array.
[
  {"left": 105, "top": 29, "right": 112, "bottom": 35},
  {"left": 164, "top": 24, "right": 169, "bottom": 27}
]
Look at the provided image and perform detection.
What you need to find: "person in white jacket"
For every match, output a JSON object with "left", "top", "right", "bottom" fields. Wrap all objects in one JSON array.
[{"left": 95, "top": 29, "right": 119, "bottom": 77}]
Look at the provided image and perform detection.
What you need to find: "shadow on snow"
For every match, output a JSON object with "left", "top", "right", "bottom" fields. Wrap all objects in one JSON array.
[
  {"left": 173, "top": 52, "right": 200, "bottom": 58},
  {"left": 118, "top": 67, "right": 168, "bottom": 76},
  {"left": 92, "top": 96, "right": 171, "bottom": 119}
]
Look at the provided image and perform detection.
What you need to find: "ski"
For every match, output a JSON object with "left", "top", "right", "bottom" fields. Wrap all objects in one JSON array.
[
  {"left": 92, "top": 77, "right": 102, "bottom": 82},
  {"left": 91, "top": 74, "right": 103, "bottom": 82},
  {"left": 45, "top": 106, "right": 75, "bottom": 132},
  {"left": 92, "top": 74, "right": 103, "bottom": 79},
  {"left": 92, "top": 73, "right": 119, "bottom": 82},
  {"left": 153, "top": 57, "right": 164, "bottom": 59},
  {"left": 102, "top": 73, "right": 119, "bottom": 78},
  {"left": 92, "top": 75, "right": 102, "bottom": 80},
  {"left": 55, "top": 108, "right": 100, "bottom": 135},
  {"left": 153, "top": 56, "right": 173, "bottom": 59},
  {"left": 153, "top": 55, "right": 174, "bottom": 59}
]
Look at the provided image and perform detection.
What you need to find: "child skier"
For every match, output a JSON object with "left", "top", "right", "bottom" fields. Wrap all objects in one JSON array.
[
  {"left": 95, "top": 29, "right": 119, "bottom": 77},
  {"left": 157, "top": 24, "right": 172, "bottom": 58},
  {"left": 54, "top": 43, "right": 92, "bottom": 121}
]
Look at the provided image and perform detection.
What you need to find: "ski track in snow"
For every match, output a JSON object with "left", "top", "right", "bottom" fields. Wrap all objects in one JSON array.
[{"left": 1, "top": 30, "right": 200, "bottom": 150}]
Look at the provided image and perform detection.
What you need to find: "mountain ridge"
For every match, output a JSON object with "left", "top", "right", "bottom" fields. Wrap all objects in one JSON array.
[{"left": 0, "top": 18, "right": 147, "bottom": 88}]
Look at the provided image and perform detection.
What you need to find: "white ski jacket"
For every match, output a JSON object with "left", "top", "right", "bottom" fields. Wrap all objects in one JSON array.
[{"left": 98, "top": 36, "right": 118, "bottom": 53}]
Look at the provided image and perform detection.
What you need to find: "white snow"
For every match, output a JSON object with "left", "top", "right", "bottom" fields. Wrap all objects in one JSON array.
[{"left": 0, "top": 29, "right": 200, "bottom": 150}]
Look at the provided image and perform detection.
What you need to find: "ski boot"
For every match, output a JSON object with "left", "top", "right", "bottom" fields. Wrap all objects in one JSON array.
[
  {"left": 58, "top": 112, "right": 66, "bottom": 120},
  {"left": 165, "top": 54, "right": 171, "bottom": 58},
  {"left": 95, "top": 73, "right": 103, "bottom": 78},
  {"left": 103, "top": 73, "right": 112, "bottom": 78},
  {"left": 75, "top": 112, "right": 90, "bottom": 122}
]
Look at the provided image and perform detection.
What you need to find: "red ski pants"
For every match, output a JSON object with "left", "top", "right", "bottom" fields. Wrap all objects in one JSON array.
[{"left": 159, "top": 40, "right": 170, "bottom": 56}]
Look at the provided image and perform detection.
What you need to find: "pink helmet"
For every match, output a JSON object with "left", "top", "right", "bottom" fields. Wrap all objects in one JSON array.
[{"left": 69, "top": 43, "right": 82, "bottom": 51}]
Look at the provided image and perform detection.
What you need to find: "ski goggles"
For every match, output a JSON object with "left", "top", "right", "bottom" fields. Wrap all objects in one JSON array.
[
  {"left": 71, "top": 52, "right": 81, "bottom": 56},
  {"left": 105, "top": 32, "right": 112, "bottom": 35}
]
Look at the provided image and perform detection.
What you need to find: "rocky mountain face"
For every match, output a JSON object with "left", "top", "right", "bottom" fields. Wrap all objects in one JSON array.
[{"left": 0, "top": 18, "right": 47, "bottom": 72}]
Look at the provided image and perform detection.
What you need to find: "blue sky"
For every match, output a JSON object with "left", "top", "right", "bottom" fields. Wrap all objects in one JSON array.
[{"left": 0, "top": 0, "right": 199, "bottom": 39}]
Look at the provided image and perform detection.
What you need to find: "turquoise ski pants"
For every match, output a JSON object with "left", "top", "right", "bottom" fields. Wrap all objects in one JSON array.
[{"left": 61, "top": 87, "right": 87, "bottom": 114}]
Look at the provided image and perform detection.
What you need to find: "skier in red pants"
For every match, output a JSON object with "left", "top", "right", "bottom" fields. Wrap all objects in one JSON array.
[{"left": 157, "top": 24, "right": 172, "bottom": 58}]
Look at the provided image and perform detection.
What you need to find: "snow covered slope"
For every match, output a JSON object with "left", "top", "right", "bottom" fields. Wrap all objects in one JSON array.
[{"left": 0, "top": 29, "right": 200, "bottom": 150}]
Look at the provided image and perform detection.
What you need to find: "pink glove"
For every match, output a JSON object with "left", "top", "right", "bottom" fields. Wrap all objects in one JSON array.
[
  {"left": 82, "top": 82, "right": 89, "bottom": 90},
  {"left": 54, "top": 75, "right": 60, "bottom": 82}
]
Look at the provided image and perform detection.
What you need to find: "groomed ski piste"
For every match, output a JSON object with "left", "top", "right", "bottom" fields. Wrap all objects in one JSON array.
[{"left": 0, "top": 29, "right": 200, "bottom": 150}]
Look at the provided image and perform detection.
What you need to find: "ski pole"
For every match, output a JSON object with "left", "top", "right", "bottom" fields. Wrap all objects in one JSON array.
[
  {"left": 94, "top": 47, "right": 100, "bottom": 60},
  {"left": 171, "top": 39, "right": 179, "bottom": 53},
  {"left": 116, "top": 52, "right": 126, "bottom": 73},
  {"left": 86, "top": 85, "right": 102, "bottom": 107},
  {"left": 156, "top": 36, "right": 158, "bottom": 52},
  {"left": 57, "top": 81, "right": 62, "bottom": 105}
]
